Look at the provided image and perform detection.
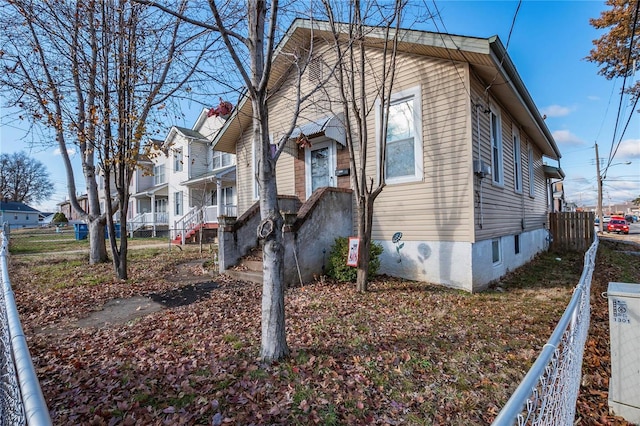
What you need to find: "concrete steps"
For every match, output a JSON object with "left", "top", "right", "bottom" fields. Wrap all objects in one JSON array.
[{"left": 224, "top": 248, "right": 263, "bottom": 284}]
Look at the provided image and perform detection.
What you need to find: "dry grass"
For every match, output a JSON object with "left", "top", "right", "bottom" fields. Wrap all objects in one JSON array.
[{"left": 6, "top": 237, "right": 639, "bottom": 425}]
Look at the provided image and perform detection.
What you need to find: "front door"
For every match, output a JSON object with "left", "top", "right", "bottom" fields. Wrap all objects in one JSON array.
[{"left": 305, "top": 139, "right": 336, "bottom": 198}]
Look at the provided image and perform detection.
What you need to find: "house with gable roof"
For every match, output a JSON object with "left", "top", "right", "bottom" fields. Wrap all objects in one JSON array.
[
  {"left": 0, "top": 201, "right": 40, "bottom": 229},
  {"left": 125, "top": 108, "right": 237, "bottom": 242},
  {"left": 210, "top": 19, "right": 565, "bottom": 292}
]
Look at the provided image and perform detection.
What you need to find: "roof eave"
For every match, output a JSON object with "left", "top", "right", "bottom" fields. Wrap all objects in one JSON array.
[{"left": 488, "top": 37, "right": 561, "bottom": 160}]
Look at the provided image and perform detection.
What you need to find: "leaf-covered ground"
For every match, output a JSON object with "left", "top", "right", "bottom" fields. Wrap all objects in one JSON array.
[{"left": 8, "top": 239, "right": 640, "bottom": 425}]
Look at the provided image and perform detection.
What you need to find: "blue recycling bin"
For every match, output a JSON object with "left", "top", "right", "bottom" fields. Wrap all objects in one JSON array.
[
  {"left": 74, "top": 223, "right": 88, "bottom": 240},
  {"left": 105, "top": 223, "right": 121, "bottom": 239}
]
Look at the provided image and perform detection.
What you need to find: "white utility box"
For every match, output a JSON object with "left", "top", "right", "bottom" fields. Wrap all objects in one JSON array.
[{"left": 608, "top": 281, "right": 640, "bottom": 423}]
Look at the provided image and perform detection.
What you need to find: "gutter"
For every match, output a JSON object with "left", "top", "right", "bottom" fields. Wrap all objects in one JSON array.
[{"left": 488, "top": 36, "right": 561, "bottom": 160}]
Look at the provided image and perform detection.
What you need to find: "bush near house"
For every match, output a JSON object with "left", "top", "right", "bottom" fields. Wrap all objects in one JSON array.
[{"left": 326, "top": 236, "right": 383, "bottom": 282}]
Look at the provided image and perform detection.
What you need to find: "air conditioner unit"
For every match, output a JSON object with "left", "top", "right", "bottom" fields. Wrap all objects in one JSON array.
[
  {"left": 473, "top": 160, "right": 491, "bottom": 178},
  {"left": 608, "top": 281, "right": 640, "bottom": 423}
]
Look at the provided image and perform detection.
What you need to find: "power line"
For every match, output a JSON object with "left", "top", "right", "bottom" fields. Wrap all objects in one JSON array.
[{"left": 604, "top": 0, "right": 640, "bottom": 173}]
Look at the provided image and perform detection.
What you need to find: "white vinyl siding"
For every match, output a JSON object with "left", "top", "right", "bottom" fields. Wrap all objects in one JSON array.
[
  {"left": 513, "top": 126, "right": 522, "bottom": 193},
  {"left": 377, "top": 85, "right": 423, "bottom": 184},
  {"left": 490, "top": 106, "right": 503, "bottom": 185}
]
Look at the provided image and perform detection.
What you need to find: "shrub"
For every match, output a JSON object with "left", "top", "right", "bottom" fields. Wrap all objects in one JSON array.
[
  {"left": 51, "top": 212, "right": 68, "bottom": 224},
  {"left": 326, "top": 236, "right": 383, "bottom": 282}
]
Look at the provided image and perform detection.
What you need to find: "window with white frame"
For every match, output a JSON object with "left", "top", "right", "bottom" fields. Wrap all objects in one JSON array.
[
  {"left": 513, "top": 126, "right": 522, "bottom": 193},
  {"left": 212, "top": 150, "right": 234, "bottom": 170},
  {"left": 492, "top": 238, "right": 501, "bottom": 264},
  {"left": 490, "top": 106, "right": 503, "bottom": 185},
  {"left": 212, "top": 187, "right": 236, "bottom": 207},
  {"left": 378, "top": 86, "right": 423, "bottom": 184},
  {"left": 153, "top": 164, "right": 165, "bottom": 185},
  {"left": 174, "top": 191, "right": 183, "bottom": 215},
  {"left": 528, "top": 144, "right": 535, "bottom": 197},
  {"left": 174, "top": 148, "right": 183, "bottom": 172}
]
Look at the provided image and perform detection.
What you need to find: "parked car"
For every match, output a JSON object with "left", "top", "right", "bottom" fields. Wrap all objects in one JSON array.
[
  {"left": 625, "top": 215, "right": 635, "bottom": 223},
  {"left": 607, "top": 219, "right": 629, "bottom": 234}
]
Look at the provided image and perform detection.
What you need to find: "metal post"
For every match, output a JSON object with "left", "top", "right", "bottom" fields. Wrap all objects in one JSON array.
[{"left": 595, "top": 143, "right": 604, "bottom": 234}]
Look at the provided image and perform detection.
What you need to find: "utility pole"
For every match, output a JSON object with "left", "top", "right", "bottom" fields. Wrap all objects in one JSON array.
[{"left": 595, "top": 143, "right": 604, "bottom": 234}]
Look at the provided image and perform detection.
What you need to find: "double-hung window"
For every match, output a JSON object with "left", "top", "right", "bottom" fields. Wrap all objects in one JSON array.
[
  {"left": 490, "top": 106, "right": 503, "bottom": 185},
  {"left": 153, "top": 164, "right": 165, "bottom": 185},
  {"left": 528, "top": 145, "right": 535, "bottom": 197},
  {"left": 174, "top": 191, "right": 183, "bottom": 215},
  {"left": 174, "top": 148, "right": 183, "bottom": 172},
  {"left": 213, "top": 150, "right": 234, "bottom": 170},
  {"left": 513, "top": 126, "right": 522, "bottom": 193},
  {"left": 378, "top": 86, "right": 423, "bottom": 184}
]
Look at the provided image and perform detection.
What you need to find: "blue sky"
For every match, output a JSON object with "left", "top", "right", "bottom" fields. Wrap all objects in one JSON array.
[
  {"left": 1, "top": 0, "right": 639, "bottom": 212},
  {"left": 430, "top": 0, "right": 640, "bottom": 209}
]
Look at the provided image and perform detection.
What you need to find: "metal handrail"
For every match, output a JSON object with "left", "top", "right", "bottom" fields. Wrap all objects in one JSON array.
[{"left": 0, "top": 223, "right": 52, "bottom": 425}]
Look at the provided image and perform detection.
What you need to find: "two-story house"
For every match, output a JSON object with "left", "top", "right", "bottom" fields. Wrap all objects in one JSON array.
[
  {"left": 212, "top": 19, "right": 563, "bottom": 292},
  {"left": 127, "top": 108, "right": 237, "bottom": 242}
]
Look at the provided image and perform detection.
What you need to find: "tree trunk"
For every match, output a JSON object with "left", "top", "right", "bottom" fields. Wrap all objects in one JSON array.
[
  {"left": 255, "top": 98, "right": 289, "bottom": 362},
  {"left": 88, "top": 218, "right": 107, "bottom": 265},
  {"left": 356, "top": 196, "right": 375, "bottom": 292}
]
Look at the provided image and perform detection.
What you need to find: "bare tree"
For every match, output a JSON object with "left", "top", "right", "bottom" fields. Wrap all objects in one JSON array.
[
  {"left": 320, "top": 0, "right": 404, "bottom": 292},
  {"left": 0, "top": 151, "right": 53, "bottom": 204},
  {"left": 1, "top": 0, "right": 213, "bottom": 277},
  {"left": 138, "top": 0, "right": 325, "bottom": 362},
  {"left": 1, "top": 0, "right": 108, "bottom": 263}
]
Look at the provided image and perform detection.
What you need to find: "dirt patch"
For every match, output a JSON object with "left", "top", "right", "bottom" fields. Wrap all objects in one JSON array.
[
  {"left": 36, "top": 259, "right": 220, "bottom": 335},
  {"left": 150, "top": 281, "right": 219, "bottom": 308}
]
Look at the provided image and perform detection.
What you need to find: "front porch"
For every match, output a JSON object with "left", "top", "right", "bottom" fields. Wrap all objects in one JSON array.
[
  {"left": 172, "top": 165, "right": 237, "bottom": 245},
  {"left": 171, "top": 204, "right": 237, "bottom": 245}
]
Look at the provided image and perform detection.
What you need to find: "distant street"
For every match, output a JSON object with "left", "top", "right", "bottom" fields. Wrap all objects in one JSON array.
[{"left": 599, "top": 221, "right": 640, "bottom": 246}]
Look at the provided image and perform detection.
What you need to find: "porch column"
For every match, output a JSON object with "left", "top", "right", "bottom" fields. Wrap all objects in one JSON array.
[
  {"left": 216, "top": 178, "right": 223, "bottom": 220},
  {"left": 151, "top": 193, "right": 156, "bottom": 237}
]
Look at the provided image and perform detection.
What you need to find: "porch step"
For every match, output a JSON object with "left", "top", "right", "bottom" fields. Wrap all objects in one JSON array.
[
  {"left": 225, "top": 269, "right": 263, "bottom": 284},
  {"left": 224, "top": 247, "right": 263, "bottom": 284}
]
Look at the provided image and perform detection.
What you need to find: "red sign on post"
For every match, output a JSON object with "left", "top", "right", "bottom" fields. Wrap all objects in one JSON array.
[{"left": 346, "top": 237, "right": 359, "bottom": 267}]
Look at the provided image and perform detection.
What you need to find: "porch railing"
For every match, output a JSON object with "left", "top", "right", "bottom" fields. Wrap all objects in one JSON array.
[
  {"left": 491, "top": 235, "right": 598, "bottom": 425},
  {"left": 129, "top": 212, "right": 169, "bottom": 232},
  {"left": 0, "top": 223, "right": 52, "bottom": 425},
  {"left": 173, "top": 205, "right": 236, "bottom": 243}
]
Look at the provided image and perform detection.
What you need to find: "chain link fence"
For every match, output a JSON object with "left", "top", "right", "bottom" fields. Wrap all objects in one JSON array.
[
  {"left": 0, "top": 224, "right": 51, "bottom": 425},
  {"left": 492, "top": 235, "right": 599, "bottom": 425}
]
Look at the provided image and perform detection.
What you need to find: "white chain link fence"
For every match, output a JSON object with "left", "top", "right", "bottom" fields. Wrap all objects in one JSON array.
[
  {"left": 492, "top": 235, "right": 599, "bottom": 425},
  {"left": 0, "top": 224, "right": 51, "bottom": 425}
]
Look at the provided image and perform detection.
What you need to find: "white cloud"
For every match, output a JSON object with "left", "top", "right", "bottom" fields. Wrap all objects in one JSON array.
[
  {"left": 552, "top": 129, "right": 584, "bottom": 146},
  {"left": 587, "top": 95, "right": 600, "bottom": 101},
  {"left": 53, "top": 147, "right": 76, "bottom": 156},
  {"left": 615, "top": 138, "right": 640, "bottom": 159},
  {"left": 541, "top": 104, "right": 572, "bottom": 117}
]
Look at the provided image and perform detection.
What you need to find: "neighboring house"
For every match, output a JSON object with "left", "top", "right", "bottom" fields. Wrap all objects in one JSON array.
[
  {"left": 57, "top": 195, "right": 90, "bottom": 223},
  {"left": 212, "top": 19, "right": 564, "bottom": 292},
  {"left": 0, "top": 201, "right": 40, "bottom": 229},
  {"left": 128, "top": 108, "right": 237, "bottom": 241}
]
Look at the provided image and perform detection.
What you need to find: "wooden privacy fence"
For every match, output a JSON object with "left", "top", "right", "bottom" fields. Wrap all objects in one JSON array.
[{"left": 548, "top": 212, "right": 595, "bottom": 252}]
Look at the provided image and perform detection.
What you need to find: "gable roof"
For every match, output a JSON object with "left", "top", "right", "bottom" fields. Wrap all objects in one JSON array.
[
  {"left": 0, "top": 201, "right": 40, "bottom": 213},
  {"left": 212, "top": 18, "right": 560, "bottom": 160}
]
